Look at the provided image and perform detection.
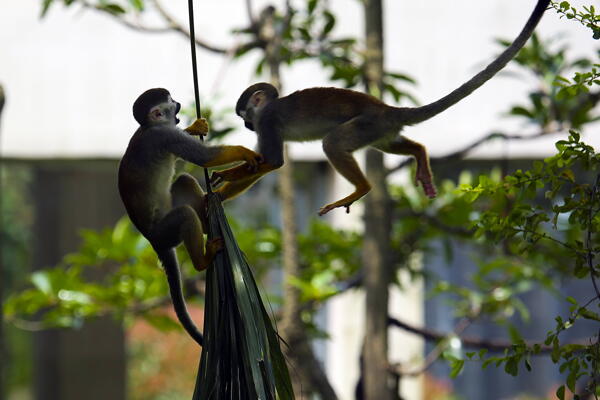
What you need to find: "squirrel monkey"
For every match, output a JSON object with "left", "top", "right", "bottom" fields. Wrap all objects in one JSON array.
[
  {"left": 118, "top": 88, "right": 262, "bottom": 344},
  {"left": 212, "top": 0, "right": 550, "bottom": 216}
]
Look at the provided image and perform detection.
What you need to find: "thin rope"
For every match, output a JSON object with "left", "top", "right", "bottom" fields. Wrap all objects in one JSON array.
[{"left": 187, "top": 0, "right": 213, "bottom": 193}]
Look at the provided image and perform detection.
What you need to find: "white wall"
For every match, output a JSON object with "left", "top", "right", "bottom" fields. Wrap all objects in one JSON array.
[{"left": 1, "top": 0, "right": 596, "bottom": 159}]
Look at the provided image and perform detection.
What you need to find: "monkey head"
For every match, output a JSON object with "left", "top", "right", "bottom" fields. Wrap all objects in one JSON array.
[
  {"left": 133, "top": 88, "right": 182, "bottom": 126},
  {"left": 235, "top": 82, "right": 279, "bottom": 131}
]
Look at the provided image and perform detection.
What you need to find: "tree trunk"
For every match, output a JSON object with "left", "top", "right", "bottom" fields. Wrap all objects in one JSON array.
[
  {"left": 261, "top": 6, "right": 337, "bottom": 398},
  {"left": 362, "top": 2, "right": 394, "bottom": 400},
  {"left": 278, "top": 150, "right": 338, "bottom": 400}
]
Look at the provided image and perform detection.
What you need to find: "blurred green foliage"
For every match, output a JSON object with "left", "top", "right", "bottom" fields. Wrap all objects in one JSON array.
[
  {"left": 551, "top": 1, "right": 600, "bottom": 39},
  {"left": 1, "top": 166, "right": 34, "bottom": 397},
  {"left": 498, "top": 33, "right": 599, "bottom": 130}
]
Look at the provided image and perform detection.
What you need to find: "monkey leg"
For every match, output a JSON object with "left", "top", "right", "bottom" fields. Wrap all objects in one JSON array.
[
  {"left": 171, "top": 173, "right": 208, "bottom": 229},
  {"left": 170, "top": 174, "right": 223, "bottom": 269},
  {"left": 374, "top": 137, "right": 436, "bottom": 198},
  {"left": 151, "top": 204, "right": 222, "bottom": 272},
  {"left": 321, "top": 129, "right": 372, "bottom": 216}
]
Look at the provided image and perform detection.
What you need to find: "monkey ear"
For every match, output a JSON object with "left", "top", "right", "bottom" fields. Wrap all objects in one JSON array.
[
  {"left": 250, "top": 90, "right": 266, "bottom": 107},
  {"left": 149, "top": 107, "right": 164, "bottom": 122}
]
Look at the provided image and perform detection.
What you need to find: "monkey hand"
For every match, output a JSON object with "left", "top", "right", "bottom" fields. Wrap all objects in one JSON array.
[
  {"left": 211, "top": 166, "right": 250, "bottom": 186},
  {"left": 184, "top": 118, "right": 210, "bottom": 136},
  {"left": 238, "top": 147, "right": 263, "bottom": 171},
  {"left": 210, "top": 149, "right": 263, "bottom": 185}
]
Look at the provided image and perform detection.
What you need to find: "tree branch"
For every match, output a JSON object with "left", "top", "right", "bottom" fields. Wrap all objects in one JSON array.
[
  {"left": 587, "top": 174, "right": 600, "bottom": 300},
  {"left": 394, "top": 209, "right": 475, "bottom": 237},
  {"left": 80, "top": 0, "right": 171, "bottom": 33},
  {"left": 78, "top": 0, "right": 238, "bottom": 55},
  {"left": 388, "top": 316, "right": 593, "bottom": 353},
  {"left": 395, "top": 317, "right": 472, "bottom": 377},
  {"left": 150, "top": 0, "right": 229, "bottom": 54}
]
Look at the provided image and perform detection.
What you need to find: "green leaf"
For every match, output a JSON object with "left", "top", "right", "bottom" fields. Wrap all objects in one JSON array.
[
  {"left": 566, "top": 369, "right": 578, "bottom": 392},
  {"left": 556, "top": 385, "right": 566, "bottom": 400},
  {"left": 31, "top": 272, "right": 53, "bottom": 296},
  {"left": 41, "top": 0, "right": 54, "bottom": 17},
  {"left": 387, "top": 72, "right": 416, "bottom": 84},
  {"left": 322, "top": 11, "right": 336, "bottom": 36},
  {"left": 128, "top": 0, "right": 144, "bottom": 11},
  {"left": 504, "top": 358, "right": 519, "bottom": 376},
  {"left": 102, "top": 4, "right": 126, "bottom": 15},
  {"left": 509, "top": 106, "right": 534, "bottom": 118},
  {"left": 579, "top": 308, "right": 600, "bottom": 322},
  {"left": 449, "top": 358, "right": 465, "bottom": 378},
  {"left": 508, "top": 324, "right": 523, "bottom": 343}
]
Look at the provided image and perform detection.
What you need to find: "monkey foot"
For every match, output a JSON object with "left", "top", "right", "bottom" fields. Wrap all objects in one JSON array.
[
  {"left": 318, "top": 190, "right": 370, "bottom": 216},
  {"left": 420, "top": 181, "right": 437, "bottom": 198},
  {"left": 206, "top": 237, "right": 224, "bottom": 254},
  {"left": 195, "top": 238, "right": 224, "bottom": 271},
  {"left": 318, "top": 201, "right": 354, "bottom": 216}
]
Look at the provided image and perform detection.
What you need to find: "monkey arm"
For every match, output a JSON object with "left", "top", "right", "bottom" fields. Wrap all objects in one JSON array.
[
  {"left": 211, "top": 125, "right": 284, "bottom": 183},
  {"left": 215, "top": 163, "right": 280, "bottom": 201},
  {"left": 202, "top": 146, "right": 263, "bottom": 168},
  {"left": 161, "top": 128, "right": 261, "bottom": 168}
]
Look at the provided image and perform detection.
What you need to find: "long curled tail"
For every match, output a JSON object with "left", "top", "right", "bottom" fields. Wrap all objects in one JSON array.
[
  {"left": 157, "top": 248, "right": 204, "bottom": 346},
  {"left": 403, "top": 0, "right": 551, "bottom": 125}
]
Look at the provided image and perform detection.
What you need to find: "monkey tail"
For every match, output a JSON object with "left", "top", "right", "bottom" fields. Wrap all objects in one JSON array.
[
  {"left": 403, "top": 0, "right": 550, "bottom": 125},
  {"left": 157, "top": 248, "right": 204, "bottom": 346}
]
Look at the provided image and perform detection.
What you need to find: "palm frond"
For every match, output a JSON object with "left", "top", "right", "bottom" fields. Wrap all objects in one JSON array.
[{"left": 193, "top": 193, "right": 294, "bottom": 400}]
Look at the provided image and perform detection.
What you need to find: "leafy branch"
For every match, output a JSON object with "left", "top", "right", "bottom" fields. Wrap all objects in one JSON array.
[{"left": 551, "top": 1, "right": 600, "bottom": 39}]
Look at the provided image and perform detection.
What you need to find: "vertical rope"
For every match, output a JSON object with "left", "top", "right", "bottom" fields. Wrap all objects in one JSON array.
[{"left": 187, "top": 0, "right": 213, "bottom": 193}]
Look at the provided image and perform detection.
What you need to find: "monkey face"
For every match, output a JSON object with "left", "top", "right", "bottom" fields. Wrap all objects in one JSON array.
[
  {"left": 238, "top": 108, "right": 257, "bottom": 131},
  {"left": 165, "top": 95, "right": 181, "bottom": 124}
]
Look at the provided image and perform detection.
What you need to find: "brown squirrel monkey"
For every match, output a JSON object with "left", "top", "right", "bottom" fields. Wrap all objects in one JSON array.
[
  {"left": 212, "top": 0, "right": 550, "bottom": 216},
  {"left": 118, "top": 88, "right": 262, "bottom": 344}
]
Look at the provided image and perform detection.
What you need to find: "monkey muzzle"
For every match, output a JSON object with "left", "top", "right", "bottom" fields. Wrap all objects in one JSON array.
[
  {"left": 175, "top": 102, "right": 181, "bottom": 124},
  {"left": 244, "top": 121, "right": 255, "bottom": 131}
]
